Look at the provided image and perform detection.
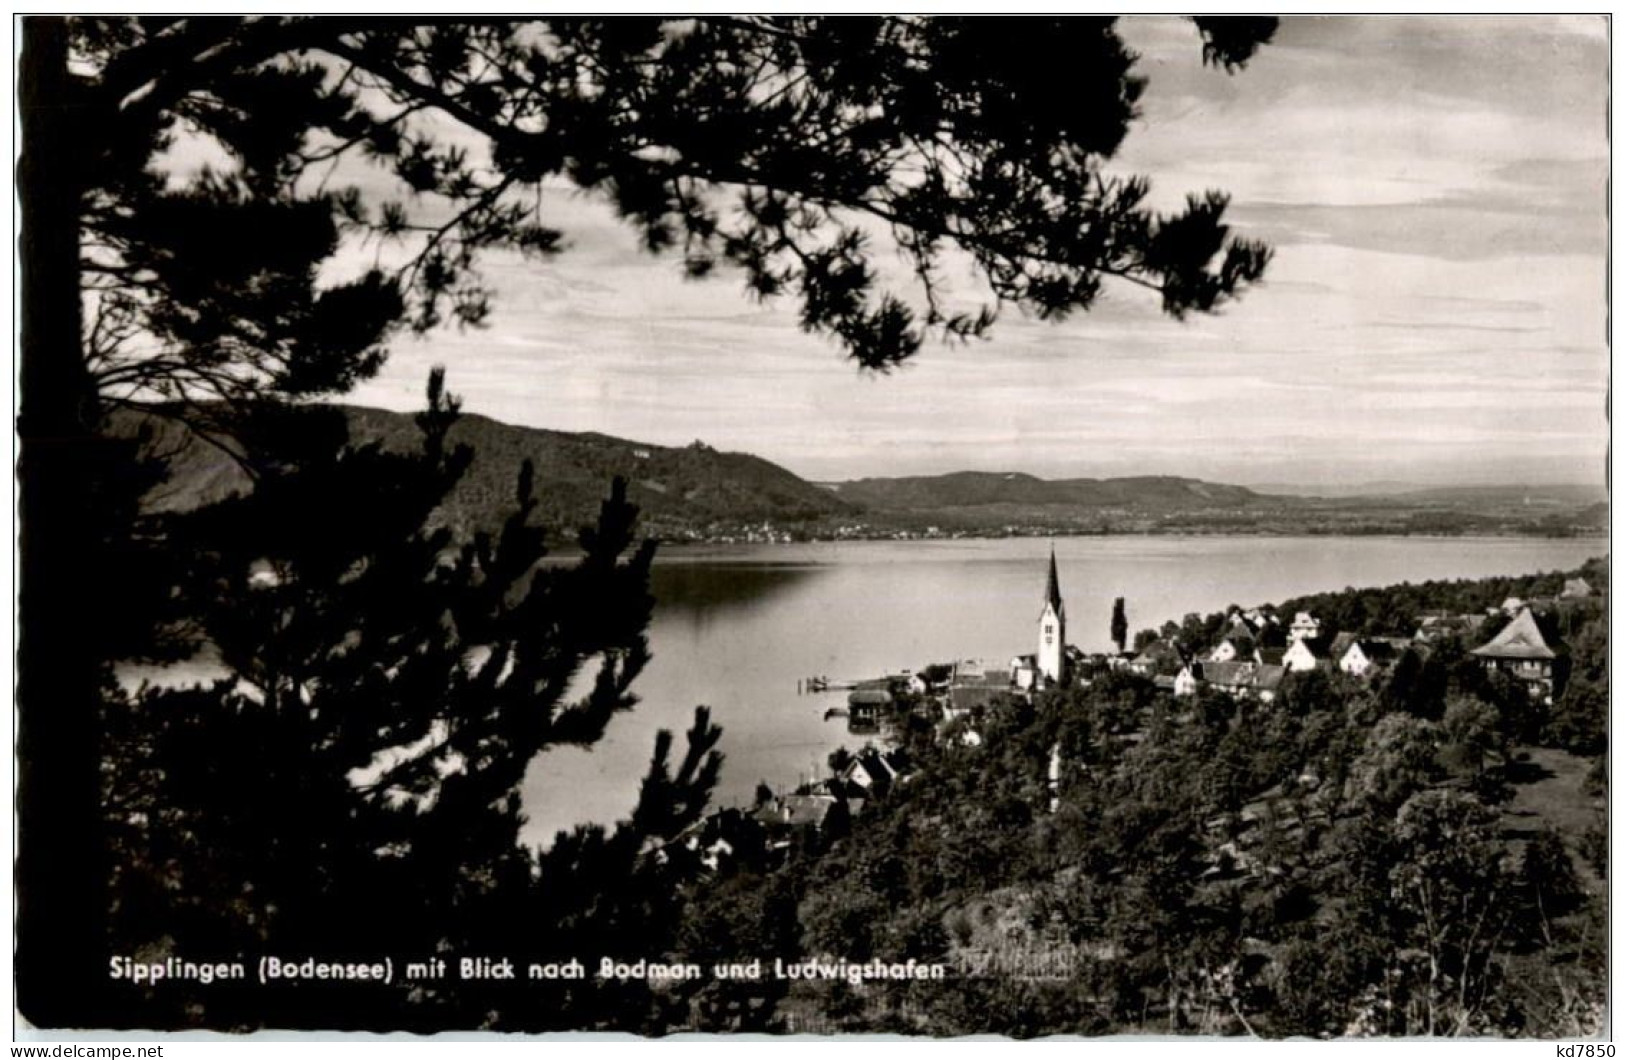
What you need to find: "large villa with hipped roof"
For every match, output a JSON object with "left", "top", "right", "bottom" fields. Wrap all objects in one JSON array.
[{"left": 1470, "top": 607, "right": 1561, "bottom": 703}]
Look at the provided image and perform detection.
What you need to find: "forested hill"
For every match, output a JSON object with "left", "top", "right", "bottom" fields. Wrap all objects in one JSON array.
[
  {"left": 112, "top": 404, "right": 1605, "bottom": 541},
  {"left": 112, "top": 405, "right": 858, "bottom": 539},
  {"left": 825, "top": 471, "right": 1272, "bottom": 511}
]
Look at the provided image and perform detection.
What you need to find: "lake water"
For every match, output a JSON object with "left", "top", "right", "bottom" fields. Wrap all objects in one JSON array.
[{"left": 519, "top": 535, "right": 1604, "bottom": 846}]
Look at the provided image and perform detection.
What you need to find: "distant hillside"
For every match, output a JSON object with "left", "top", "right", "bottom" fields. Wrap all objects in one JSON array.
[
  {"left": 113, "top": 405, "right": 857, "bottom": 538},
  {"left": 1364, "top": 484, "right": 1609, "bottom": 508},
  {"left": 824, "top": 471, "right": 1272, "bottom": 512},
  {"left": 1254, "top": 482, "right": 1608, "bottom": 506},
  {"left": 109, "top": 406, "right": 1607, "bottom": 542}
]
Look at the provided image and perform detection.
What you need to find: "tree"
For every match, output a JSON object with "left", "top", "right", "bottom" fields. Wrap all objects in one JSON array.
[
  {"left": 58, "top": 17, "right": 1276, "bottom": 397},
  {"left": 103, "top": 374, "right": 723, "bottom": 1030},
  {"left": 1440, "top": 696, "right": 1505, "bottom": 780},
  {"left": 1515, "top": 828, "right": 1582, "bottom": 949},
  {"left": 1111, "top": 596, "right": 1129, "bottom": 654},
  {"left": 1546, "top": 605, "right": 1606, "bottom": 753},
  {"left": 18, "top": 15, "right": 1277, "bottom": 1024},
  {"left": 1381, "top": 647, "right": 1446, "bottom": 720},
  {"left": 1347, "top": 714, "right": 1440, "bottom": 817},
  {"left": 1386, "top": 790, "right": 1516, "bottom": 1035}
]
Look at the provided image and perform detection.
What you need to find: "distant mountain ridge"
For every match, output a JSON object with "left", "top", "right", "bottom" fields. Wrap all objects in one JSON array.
[
  {"left": 823, "top": 471, "right": 1269, "bottom": 511},
  {"left": 1358, "top": 484, "right": 1608, "bottom": 507},
  {"left": 112, "top": 404, "right": 1606, "bottom": 541},
  {"left": 113, "top": 404, "right": 857, "bottom": 538},
  {"left": 1251, "top": 481, "right": 1607, "bottom": 505}
]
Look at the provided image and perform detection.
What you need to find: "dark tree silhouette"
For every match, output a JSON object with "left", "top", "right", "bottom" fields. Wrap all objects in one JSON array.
[
  {"left": 103, "top": 373, "right": 724, "bottom": 1030},
  {"left": 17, "top": 15, "right": 1277, "bottom": 1025},
  {"left": 60, "top": 16, "right": 1275, "bottom": 403},
  {"left": 1111, "top": 596, "right": 1129, "bottom": 654}
]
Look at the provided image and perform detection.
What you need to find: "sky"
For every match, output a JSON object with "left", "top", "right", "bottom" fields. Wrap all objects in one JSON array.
[{"left": 340, "top": 16, "right": 1610, "bottom": 490}]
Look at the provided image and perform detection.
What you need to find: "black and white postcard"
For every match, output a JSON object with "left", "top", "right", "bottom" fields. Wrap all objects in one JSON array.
[{"left": 13, "top": 15, "right": 1610, "bottom": 1041}]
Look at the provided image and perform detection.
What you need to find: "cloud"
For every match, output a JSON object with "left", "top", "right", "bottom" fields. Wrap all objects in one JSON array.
[
  {"left": 1232, "top": 198, "right": 1604, "bottom": 261},
  {"left": 345, "top": 17, "right": 1607, "bottom": 489}
]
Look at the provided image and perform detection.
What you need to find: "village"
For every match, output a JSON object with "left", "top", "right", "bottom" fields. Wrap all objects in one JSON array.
[
  {"left": 656, "top": 552, "right": 1593, "bottom": 880},
  {"left": 897, "top": 551, "right": 1584, "bottom": 737}
]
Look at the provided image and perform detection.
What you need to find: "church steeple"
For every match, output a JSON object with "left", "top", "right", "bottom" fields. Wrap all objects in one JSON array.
[
  {"left": 1044, "top": 547, "right": 1064, "bottom": 617},
  {"left": 1038, "top": 547, "right": 1066, "bottom": 685}
]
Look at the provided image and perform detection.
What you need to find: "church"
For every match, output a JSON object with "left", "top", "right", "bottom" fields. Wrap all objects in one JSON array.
[{"left": 1010, "top": 549, "right": 1079, "bottom": 692}]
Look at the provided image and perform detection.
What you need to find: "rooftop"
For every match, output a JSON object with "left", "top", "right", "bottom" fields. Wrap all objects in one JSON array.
[{"left": 1472, "top": 608, "right": 1558, "bottom": 661}]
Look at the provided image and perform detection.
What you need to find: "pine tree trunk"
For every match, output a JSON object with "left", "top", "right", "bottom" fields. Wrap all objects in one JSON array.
[{"left": 16, "top": 16, "right": 107, "bottom": 1027}]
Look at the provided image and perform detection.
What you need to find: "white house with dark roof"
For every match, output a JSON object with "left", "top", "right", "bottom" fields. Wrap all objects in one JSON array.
[
  {"left": 1205, "top": 631, "right": 1256, "bottom": 663},
  {"left": 1282, "top": 631, "right": 1358, "bottom": 673},
  {"left": 840, "top": 749, "right": 897, "bottom": 793},
  {"left": 1339, "top": 637, "right": 1410, "bottom": 678},
  {"left": 1281, "top": 636, "right": 1324, "bottom": 673}
]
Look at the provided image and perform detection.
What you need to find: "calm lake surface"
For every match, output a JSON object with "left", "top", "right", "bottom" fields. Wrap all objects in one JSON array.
[{"left": 519, "top": 535, "right": 1604, "bottom": 846}]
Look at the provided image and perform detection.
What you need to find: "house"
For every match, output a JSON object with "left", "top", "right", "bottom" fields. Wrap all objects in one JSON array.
[
  {"left": 1010, "top": 653, "right": 1040, "bottom": 691},
  {"left": 947, "top": 659, "right": 1008, "bottom": 712},
  {"left": 1471, "top": 607, "right": 1561, "bottom": 703},
  {"left": 1414, "top": 612, "right": 1486, "bottom": 644},
  {"left": 952, "top": 658, "right": 993, "bottom": 682},
  {"left": 1282, "top": 635, "right": 1331, "bottom": 673},
  {"left": 752, "top": 794, "right": 848, "bottom": 849},
  {"left": 836, "top": 748, "right": 911, "bottom": 797},
  {"left": 945, "top": 682, "right": 1000, "bottom": 721},
  {"left": 1199, "top": 660, "right": 1251, "bottom": 694},
  {"left": 1253, "top": 664, "right": 1287, "bottom": 703},
  {"left": 1194, "top": 660, "right": 1288, "bottom": 703},
  {"left": 840, "top": 749, "right": 899, "bottom": 794},
  {"left": 1255, "top": 646, "right": 1287, "bottom": 667},
  {"left": 1289, "top": 611, "right": 1321, "bottom": 642},
  {"left": 671, "top": 807, "right": 767, "bottom": 875},
  {"left": 1561, "top": 577, "right": 1594, "bottom": 599},
  {"left": 847, "top": 688, "right": 891, "bottom": 728},
  {"left": 1205, "top": 632, "right": 1256, "bottom": 664},
  {"left": 1243, "top": 607, "right": 1278, "bottom": 630},
  {"left": 1172, "top": 665, "right": 1201, "bottom": 697},
  {"left": 1499, "top": 596, "right": 1526, "bottom": 616},
  {"left": 1338, "top": 637, "right": 1409, "bottom": 678},
  {"left": 1130, "top": 639, "right": 1186, "bottom": 677},
  {"left": 1282, "top": 631, "right": 1356, "bottom": 673}
]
